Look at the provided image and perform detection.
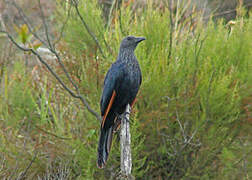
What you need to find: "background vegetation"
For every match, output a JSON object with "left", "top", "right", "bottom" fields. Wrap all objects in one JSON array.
[{"left": 0, "top": 0, "right": 252, "bottom": 179}]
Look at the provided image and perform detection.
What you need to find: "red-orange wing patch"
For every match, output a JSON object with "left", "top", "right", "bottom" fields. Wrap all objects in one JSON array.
[
  {"left": 101, "top": 90, "right": 116, "bottom": 128},
  {"left": 131, "top": 97, "right": 137, "bottom": 107}
]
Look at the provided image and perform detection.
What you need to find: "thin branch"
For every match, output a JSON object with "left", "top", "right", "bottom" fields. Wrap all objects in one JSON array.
[
  {"left": 205, "top": 70, "right": 215, "bottom": 123},
  {"left": 0, "top": 30, "right": 101, "bottom": 121},
  {"left": 106, "top": 0, "right": 117, "bottom": 30},
  {"left": 38, "top": 0, "right": 53, "bottom": 50},
  {"left": 0, "top": 14, "right": 6, "bottom": 31},
  {"left": 167, "top": 0, "right": 174, "bottom": 64},
  {"left": 203, "top": 3, "right": 252, "bottom": 20},
  {"left": 35, "top": 125, "right": 71, "bottom": 140},
  {"left": 118, "top": 3, "right": 127, "bottom": 36},
  {"left": 233, "top": 148, "right": 252, "bottom": 166},
  {"left": 37, "top": 1, "right": 87, "bottom": 104},
  {"left": 11, "top": 0, "right": 70, "bottom": 48},
  {"left": 175, "top": 108, "right": 186, "bottom": 140},
  {"left": 2, "top": 1, "right": 101, "bottom": 121},
  {"left": 192, "top": 33, "right": 207, "bottom": 86},
  {"left": 53, "top": 2, "right": 72, "bottom": 46},
  {"left": 176, "top": 0, "right": 192, "bottom": 25},
  {"left": 0, "top": 155, "right": 5, "bottom": 171},
  {"left": 10, "top": 0, "right": 48, "bottom": 46},
  {"left": 26, "top": 1, "right": 81, "bottom": 96},
  {"left": 54, "top": 51, "right": 80, "bottom": 93},
  {"left": 72, "top": 0, "right": 106, "bottom": 58},
  {"left": 19, "top": 151, "right": 38, "bottom": 179}
]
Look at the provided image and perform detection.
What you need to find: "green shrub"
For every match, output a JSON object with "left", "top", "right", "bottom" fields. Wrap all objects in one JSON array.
[{"left": 0, "top": 0, "right": 251, "bottom": 179}]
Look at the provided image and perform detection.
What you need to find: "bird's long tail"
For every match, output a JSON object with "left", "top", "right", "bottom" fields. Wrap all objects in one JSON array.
[{"left": 97, "top": 113, "right": 116, "bottom": 168}]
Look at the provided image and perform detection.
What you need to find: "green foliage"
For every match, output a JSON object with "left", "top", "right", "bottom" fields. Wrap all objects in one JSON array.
[
  {"left": 0, "top": 0, "right": 252, "bottom": 179},
  {"left": 0, "top": 62, "right": 37, "bottom": 128},
  {"left": 62, "top": 0, "right": 107, "bottom": 56},
  {"left": 60, "top": 1, "right": 252, "bottom": 178},
  {"left": 14, "top": 24, "right": 42, "bottom": 49},
  {"left": 66, "top": 108, "right": 146, "bottom": 179}
]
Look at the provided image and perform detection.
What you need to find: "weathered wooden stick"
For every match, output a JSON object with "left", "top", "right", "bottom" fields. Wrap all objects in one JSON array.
[{"left": 120, "top": 104, "right": 132, "bottom": 177}]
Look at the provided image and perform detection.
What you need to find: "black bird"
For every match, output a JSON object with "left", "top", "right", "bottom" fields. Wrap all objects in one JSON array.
[{"left": 97, "top": 36, "right": 145, "bottom": 168}]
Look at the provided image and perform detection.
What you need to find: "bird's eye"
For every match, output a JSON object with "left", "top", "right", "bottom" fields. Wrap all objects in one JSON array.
[{"left": 127, "top": 37, "right": 131, "bottom": 41}]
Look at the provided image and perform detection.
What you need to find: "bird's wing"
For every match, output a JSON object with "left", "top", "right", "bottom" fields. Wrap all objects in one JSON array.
[
  {"left": 139, "top": 69, "right": 142, "bottom": 85},
  {"left": 100, "top": 63, "right": 124, "bottom": 126}
]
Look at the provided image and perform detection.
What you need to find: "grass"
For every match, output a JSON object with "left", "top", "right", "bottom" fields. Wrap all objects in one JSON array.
[{"left": 0, "top": 0, "right": 252, "bottom": 179}]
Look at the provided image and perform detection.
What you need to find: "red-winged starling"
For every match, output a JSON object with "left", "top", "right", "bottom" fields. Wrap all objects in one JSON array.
[{"left": 97, "top": 36, "right": 145, "bottom": 168}]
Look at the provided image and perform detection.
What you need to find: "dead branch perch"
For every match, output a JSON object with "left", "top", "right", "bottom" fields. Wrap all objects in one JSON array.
[{"left": 120, "top": 104, "right": 133, "bottom": 178}]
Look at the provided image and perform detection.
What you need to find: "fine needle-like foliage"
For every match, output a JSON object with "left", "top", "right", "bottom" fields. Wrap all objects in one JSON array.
[{"left": 0, "top": 0, "right": 251, "bottom": 179}]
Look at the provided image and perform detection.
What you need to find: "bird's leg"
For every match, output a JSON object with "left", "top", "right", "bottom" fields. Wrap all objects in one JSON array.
[
  {"left": 113, "top": 105, "right": 132, "bottom": 133},
  {"left": 125, "top": 113, "right": 131, "bottom": 122},
  {"left": 124, "top": 105, "right": 131, "bottom": 123},
  {"left": 113, "top": 115, "right": 121, "bottom": 133}
]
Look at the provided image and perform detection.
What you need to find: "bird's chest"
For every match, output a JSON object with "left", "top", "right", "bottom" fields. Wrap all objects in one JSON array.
[{"left": 116, "top": 64, "right": 141, "bottom": 96}]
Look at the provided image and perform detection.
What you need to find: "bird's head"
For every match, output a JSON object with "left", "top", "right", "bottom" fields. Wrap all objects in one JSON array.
[{"left": 119, "top": 36, "right": 146, "bottom": 51}]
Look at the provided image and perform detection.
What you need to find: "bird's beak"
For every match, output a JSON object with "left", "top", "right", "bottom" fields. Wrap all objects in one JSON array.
[{"left": 135, "top": 37, "right": 146, "bottom": 43}]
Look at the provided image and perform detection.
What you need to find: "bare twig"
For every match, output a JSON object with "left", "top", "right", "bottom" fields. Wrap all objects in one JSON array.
[
  {"left": 0, "top": 30, "right": 101, "bottom": 121},
  {"left": 1, "top": 0, "right": 102, "bottom": 122},
  {"left": 175, "top": 108, "right": 186, "bottom": 140},
  {"left": 11, "top": 0, "right": 69, "bottom": 47},
  {"left": 106, "top": 0, "right": 117, "bottom": 30},
  {"left": 0, "top": 155, "right": 6, "bottom": 171},
  {"left": 53, "top": 2, "right": 72, "bottom": 46},
  {"left": 35, "top": 125, "right": 71, "bottom": 140},
  {"left": 19, "top": 151, "right": 38, "bottom": 180},
  {"left": 38, "top": 0, "right": 53, "bottom": 50},
  {"left": 203, "top": 3, "right": 252, "bottom": 20},
  {"left": 35, "top": 1, "right": 82, "bottom": 98},
  {"left": 192, "top": 33, "right": 207, "bottom": 86},
  {"left": 72, "top": 0, "right": 106, "bottom": 58},
  {"left": 16, "top": 0, "right": 77, "bottom": 93},
  {"left": 233, "top": 149, "right": 252, "bottom": 166},
  {"left": 118, "top": 6, "right": 126, "bottom": 36},
  {"left": 0, "top": 14, "right": 6, "bottom": 30},
  {"left": 10, "top": 0, "right": 48, "bottom": 46},
  {"left": 167, "top": 0, "right": 173, "bottom": 63}
]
